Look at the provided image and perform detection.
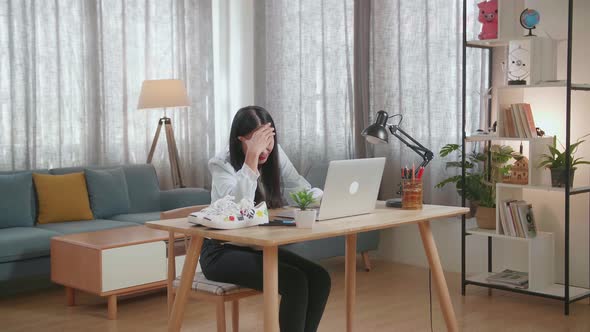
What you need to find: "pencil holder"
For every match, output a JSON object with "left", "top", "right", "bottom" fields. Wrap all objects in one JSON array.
[{"left": 402, "top": 179, "right": 423, "bottom": 210}]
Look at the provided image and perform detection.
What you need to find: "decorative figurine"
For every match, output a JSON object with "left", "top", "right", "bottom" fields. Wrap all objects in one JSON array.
[
  {"left": 504, "top": 157, "right": 529, "bottom": 185},
  {"left": 478, "top": 0, "right": 498, "bottom": 40}
]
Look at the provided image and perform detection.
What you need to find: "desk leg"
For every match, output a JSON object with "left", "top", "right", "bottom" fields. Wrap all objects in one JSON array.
[
  {"left": 169, "top": 235, "right": 203, "bottom": 332},
  {"left": 263, "top": 245, "right": 279, "bottom": 332},
  {"left": 345, "top": 234, "right": 357, "bottom": 332},
  {"left": 418, "top": 221, "right": 458, "bottom": 332}
]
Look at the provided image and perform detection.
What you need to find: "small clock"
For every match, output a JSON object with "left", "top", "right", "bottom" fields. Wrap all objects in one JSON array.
[{"left": 507, "top": 44, "right": 529, "bottom": 85}]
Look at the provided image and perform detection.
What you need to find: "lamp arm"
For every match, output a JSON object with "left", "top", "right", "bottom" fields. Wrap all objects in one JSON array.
[{"left": 388, "top": 125, "right": 434, "bottom": 171}]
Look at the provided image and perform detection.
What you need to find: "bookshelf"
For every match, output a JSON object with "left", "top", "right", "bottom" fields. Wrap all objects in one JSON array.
[{"left": 461, "top": 0, "right": 590, "bottom": 315}]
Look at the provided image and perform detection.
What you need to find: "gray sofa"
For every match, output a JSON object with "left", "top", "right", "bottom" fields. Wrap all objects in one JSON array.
[{"left": 0, "top": 164, "right": 211, "bottom": 294}]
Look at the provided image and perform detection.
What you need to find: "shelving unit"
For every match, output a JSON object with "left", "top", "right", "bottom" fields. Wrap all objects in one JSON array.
[{"left": 461, "top": 0, "right": 590, "bottom": 315}]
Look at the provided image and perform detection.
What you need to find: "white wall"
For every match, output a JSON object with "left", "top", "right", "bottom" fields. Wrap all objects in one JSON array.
[{"left": 377, "top": 0, "right": 590, "bottom": 287}]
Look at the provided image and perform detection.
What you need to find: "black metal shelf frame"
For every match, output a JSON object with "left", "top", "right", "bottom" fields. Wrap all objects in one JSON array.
[{"left": 460, "top": 0, "right": 589, "bottom": 315}]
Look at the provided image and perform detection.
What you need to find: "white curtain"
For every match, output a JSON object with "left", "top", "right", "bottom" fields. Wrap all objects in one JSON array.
[
  {"left": 370, "top": 0, "right": 489, "bottom": 204},
  {"left": 253, "top": 0, "right": 355, "bottom": 174},
  {"left": 0, "top": 0, "right": 214, "bottom": 188}
]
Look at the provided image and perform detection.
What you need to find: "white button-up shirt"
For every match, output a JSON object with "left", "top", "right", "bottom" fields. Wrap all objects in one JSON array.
[{"left": 209, "top": 145, "right": 322, "bottom": 206}]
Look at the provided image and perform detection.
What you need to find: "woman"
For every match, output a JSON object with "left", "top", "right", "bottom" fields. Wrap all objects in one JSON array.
[{"left": 200, "top": 106, "right": 331, "bottom": 332}]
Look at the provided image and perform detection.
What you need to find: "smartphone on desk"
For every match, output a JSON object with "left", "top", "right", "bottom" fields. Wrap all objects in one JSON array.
[{"left": 260, "top": 219, "right": 296, "bottom": 227}]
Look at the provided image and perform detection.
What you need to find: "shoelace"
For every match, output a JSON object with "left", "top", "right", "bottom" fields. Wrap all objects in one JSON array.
[{"left": 200, "top": 196, "right": 255, "bottom": 218}]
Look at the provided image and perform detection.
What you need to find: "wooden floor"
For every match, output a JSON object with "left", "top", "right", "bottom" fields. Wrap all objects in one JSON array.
[{"left": 2, "top": 258, "right": 590, "bottom": 331}]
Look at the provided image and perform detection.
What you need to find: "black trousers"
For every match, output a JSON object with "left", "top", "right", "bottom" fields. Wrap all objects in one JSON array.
[{"left": 199, "top": 239, "right": 331, "bottom": 332}]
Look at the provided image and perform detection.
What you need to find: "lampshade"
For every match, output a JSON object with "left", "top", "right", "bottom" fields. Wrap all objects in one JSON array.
[
  {"left": 137, "top": 79, "right": 190, "bottom": 109},
  {"left": 361, "top": 110, "right": 389, "bottom": 144}
]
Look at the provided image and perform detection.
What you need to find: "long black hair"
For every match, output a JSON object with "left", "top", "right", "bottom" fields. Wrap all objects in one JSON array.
[{"left": 229, "top": 106, "right": 283, "bottom": 208}]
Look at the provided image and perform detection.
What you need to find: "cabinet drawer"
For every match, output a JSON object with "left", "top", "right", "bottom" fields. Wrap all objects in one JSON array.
[{"left": 101, "top": 242, "right": 166, "bottom": 292}]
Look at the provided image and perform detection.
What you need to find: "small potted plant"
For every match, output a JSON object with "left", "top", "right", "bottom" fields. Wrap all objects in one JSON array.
[
  {"left": 436, "top": 143, "right": 517, "bottom": 229},
  {"left": 538, "top": 135, "right": 590, "bottom": 188},
  {"left": 290, "top": 189, "right": 317, "bottom": 228}
]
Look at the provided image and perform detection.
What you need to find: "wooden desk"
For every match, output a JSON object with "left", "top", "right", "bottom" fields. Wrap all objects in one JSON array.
[{"left": 146, "top": 202, "right": 468, "bottom": 332}]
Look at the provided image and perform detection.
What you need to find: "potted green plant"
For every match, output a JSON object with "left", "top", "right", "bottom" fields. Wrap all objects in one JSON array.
[
  {"left": 435, "top": 144, "right": 517, "bottom": 229},
  {"left": 538, "top": 134, "right": 590, "bottom": 188},
  {"left": 290, "top": 190, "right": 318, "bottom": 228}
]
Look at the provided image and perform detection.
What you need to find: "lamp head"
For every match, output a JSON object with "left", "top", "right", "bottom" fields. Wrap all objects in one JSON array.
[
  {"left": 361, "top": 110, "right": 389, "bottom": 144},
  {"left": 137, "top": 79, "right": 190, "bottom": 110}
]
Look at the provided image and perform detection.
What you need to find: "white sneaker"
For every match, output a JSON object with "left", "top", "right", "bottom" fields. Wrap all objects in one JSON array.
[{"left": 188, "top": 196, "right": 269, "bottom": 229}]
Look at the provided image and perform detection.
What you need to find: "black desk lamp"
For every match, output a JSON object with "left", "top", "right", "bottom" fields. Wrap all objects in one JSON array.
[{"left": 362, "top": 110, "right": 434, "bottom": 207}]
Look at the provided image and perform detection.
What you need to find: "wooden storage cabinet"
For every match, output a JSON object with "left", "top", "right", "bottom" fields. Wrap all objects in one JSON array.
[{"left": 51, "top": 226, "right": 187, "bottom": 319}]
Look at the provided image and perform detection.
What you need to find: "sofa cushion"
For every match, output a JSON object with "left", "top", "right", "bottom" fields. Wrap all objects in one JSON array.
[
  {"left": 33, "top": 172, "right": 94, "bottom": 224},
  {"left": 1, "top": 169, "right": 50, "bottom": 223},
  {"left": 0, "top": 172, "right": 34, "bottom": 228},
  {"left": 85, "top": 168, "right": 131, "bottom": 218},
  {"left": 35, "top": 219, "right": 138, "bottom": 235},
  {"left": 0, "top": 227, "right": 61, "bottom": 263},
  {"left": 123, "top": 165, "right": 161, "bottom": 213},
  {"left": 109, "top": 212, "right": 161, "bottom": 224}
]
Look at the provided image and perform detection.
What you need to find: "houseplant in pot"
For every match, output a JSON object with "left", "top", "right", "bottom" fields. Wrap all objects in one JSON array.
[
  {"left": 290, "top": 189, "right": 318, "bottom": 228},
  {"left": 537, "top": 135, "right": 590, "bottom": 188},
  {"left": 435, "top": 143, "right": 517, "bottom": 229}
]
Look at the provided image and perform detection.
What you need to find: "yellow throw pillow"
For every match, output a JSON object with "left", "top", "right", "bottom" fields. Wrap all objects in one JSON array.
[{"left": 33, "top": 172, "right": 94, "bottom": 224}]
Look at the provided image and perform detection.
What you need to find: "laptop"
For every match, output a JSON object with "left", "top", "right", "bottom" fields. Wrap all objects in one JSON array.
[{"left": 277, "top": 157, "right": 386, "bottom": 221}]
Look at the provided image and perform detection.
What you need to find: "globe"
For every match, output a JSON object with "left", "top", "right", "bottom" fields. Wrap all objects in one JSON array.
[{"left": 520, "top": 9, "right": 540, "bottom": 36}]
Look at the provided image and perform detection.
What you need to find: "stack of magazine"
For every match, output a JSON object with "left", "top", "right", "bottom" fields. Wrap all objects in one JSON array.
[{"left": 486, "top": 269, "right": 529, "bottom": 289}]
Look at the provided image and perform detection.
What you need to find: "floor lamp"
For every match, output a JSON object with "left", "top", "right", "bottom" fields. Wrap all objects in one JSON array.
[{"left": 137, "top": 79, "right": 190, "bottom": 188}]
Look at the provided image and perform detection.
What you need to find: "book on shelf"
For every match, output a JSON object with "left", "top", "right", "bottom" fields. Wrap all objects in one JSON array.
[
  {"left": 509, "top": 202, "right": 525, "bottom": 237},
  {"left": 498, "top": 103, "right": 538, "bottom": 138},
  {"left": 516, "top": 104, "right": 537, "bottom": 138},
  {"left": 522, "top": 104, "right": 537, "bottom": 138},
  {"left": 498, "top": 199, "right": 537, "bottom": 238},
  {"left": 486, "top": 269, "right": 529, "bottom": 289}
]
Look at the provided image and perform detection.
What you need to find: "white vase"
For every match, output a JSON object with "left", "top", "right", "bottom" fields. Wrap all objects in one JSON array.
[{"left": 294, "top": 209, "right": 316, "bottom": 229}]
